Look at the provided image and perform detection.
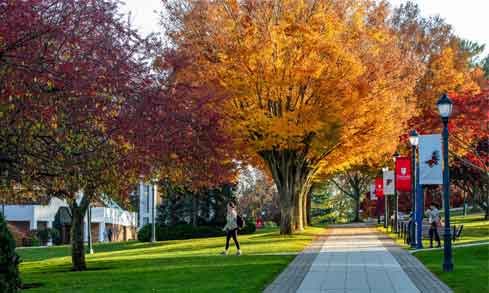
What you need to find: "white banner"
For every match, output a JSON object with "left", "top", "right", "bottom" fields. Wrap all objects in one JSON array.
[
  {"left": 370, "top": 183, "right": 377, "bottom": 200},
  {"left": 383, "top": 170, "right": 395, "bottom": 195},
  {"left": 419, "top": 134, "right": 443, "bottom": 185}
]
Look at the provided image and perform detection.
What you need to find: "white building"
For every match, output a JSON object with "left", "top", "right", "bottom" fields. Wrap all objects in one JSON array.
[
  {"left": 3, "top": 181, "right": 160, "bottom": 246},
  {"left": 4, "top": 196, "right": 137, "bottom": 246}
]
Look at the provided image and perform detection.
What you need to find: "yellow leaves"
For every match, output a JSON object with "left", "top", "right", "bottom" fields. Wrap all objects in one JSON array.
[{"left": 170, "top": 0, "right": 422, "bottom": 176}]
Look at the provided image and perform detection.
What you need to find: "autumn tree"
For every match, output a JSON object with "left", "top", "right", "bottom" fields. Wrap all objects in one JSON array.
[
  {"left": 0, "top": 0, "right": 155, "bottom": 271},
  {"left": 163, "top": 0, "right": 422, "bottom": 234},
  {"left": 391, "top": 2, "right": 480, "bottom": 124}
]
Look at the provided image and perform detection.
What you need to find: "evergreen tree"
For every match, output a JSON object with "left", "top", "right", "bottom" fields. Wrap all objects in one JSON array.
[{"left": 0, "top": 212, "right": 21, "bottom": 292}]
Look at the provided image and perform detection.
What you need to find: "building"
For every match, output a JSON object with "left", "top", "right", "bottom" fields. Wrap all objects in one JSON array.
[{"left": 3, "top": 195, "right": 137, "bottom": 246}]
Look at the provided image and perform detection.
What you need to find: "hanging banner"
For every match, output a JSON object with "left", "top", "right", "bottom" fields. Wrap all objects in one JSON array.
[
  {"left": 419, "top": 134, "right": 443, "bottom": 185},
  {"left": 375, "top": 177, "right": 384, "bottom": 197},
  {"left": 370, "top": 183, "right": 377, "bottom": 200},
  {"left": 395, "top": 157, "right": 411, "bottom": 191},
  {"left": 383, "top": 170, "right": 395, "bottom": 195}
]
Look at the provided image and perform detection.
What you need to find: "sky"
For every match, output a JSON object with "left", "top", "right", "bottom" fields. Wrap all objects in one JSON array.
[{"left": 121, "top": 0, "right": 489, "bottom": 55}]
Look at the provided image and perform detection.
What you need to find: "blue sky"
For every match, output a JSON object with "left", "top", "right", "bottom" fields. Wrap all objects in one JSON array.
[{"left": 122, "top": 0, "right": 488, "bottom": 55}]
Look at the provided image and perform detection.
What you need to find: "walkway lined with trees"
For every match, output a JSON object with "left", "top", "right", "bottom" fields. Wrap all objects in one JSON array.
[{"left": 266, "top": 224, "right": 452, "bottom": 293}]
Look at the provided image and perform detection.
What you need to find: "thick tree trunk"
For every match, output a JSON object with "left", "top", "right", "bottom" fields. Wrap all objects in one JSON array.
[
  {"left": 280, "top": 202, "right": 294, "bottom": 234},
  {"left": 259, "top": 149, "right": 312, "bottom": 235},
  {"left": 70, "top": 194, "right": 90, "bottom": 271},
  {"left": 353, "top": 194, "right": 361, "bottom": 222}
]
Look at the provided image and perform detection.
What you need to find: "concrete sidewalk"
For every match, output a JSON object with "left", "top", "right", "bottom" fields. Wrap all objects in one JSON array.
[{"left": 264, "top": 223, "right": 452, "bottom": 293}]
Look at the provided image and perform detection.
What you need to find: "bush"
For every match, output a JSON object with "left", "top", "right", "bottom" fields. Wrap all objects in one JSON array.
[
  {"left": 0, "top": 213, "right": 21, "bottom": 292},
  {"left": 240, "top": 221, "right": 256, "bottom": 234},
  {"left": 22, "top": 230, "right": 40, "bottom": 247},
  {"left": 36, "top": 228, "right": 59, "bottom": 246},
  {"left": 138, "top": 222, "right": 256, "bottom": 242}
]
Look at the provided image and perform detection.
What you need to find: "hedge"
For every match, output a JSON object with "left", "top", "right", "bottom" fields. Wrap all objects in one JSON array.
[{"left": 138, "top": 221, "right": 256, "bottom": 242}]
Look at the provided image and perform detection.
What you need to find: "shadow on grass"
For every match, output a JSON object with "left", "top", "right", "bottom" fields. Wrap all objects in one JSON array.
[{"left": 21, "top": 254, "right": 294, "bottom": 293}]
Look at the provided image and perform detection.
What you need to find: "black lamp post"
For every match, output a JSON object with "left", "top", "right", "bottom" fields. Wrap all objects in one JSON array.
[
  {"left": 437, "top": 93, "right": 454, "bottom": 272},
  {"left": 382, "top": 167, "right": 389, "bottom": 229},
  {"left": 408, "top": 129, "right": 419, "bottom": 248},
  {"left": 392, "top": 151, "right": 400, "bottom": 233},
  {"left": 151, "top": 179, "right": 158, "bottom": 243}
]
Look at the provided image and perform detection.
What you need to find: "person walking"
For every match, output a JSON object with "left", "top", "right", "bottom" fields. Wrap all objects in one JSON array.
[
  {"left": 426, "top": 203, "right": 441, "bottom": 248},
  {"left": 221, "top": 202, "right": 241, "bottom": 256},
  {"left": 107, "top": 227, "right": 113, "bottom": 242}
]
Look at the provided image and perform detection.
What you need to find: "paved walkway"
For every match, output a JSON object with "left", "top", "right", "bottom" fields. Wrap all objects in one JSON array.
[{"left": 264, "top": 223, "right": 452, "bottom": 293}]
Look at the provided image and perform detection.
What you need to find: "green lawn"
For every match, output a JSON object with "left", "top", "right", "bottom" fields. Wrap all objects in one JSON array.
[
  {"left": 379, "top": 213, "right": 489, "bottom": 249},
  {"left": 379, "top": 213, "right": 489, "bottom": 293},
  {"left": 17, "top": 226, "right": 325, "bottom": 292},
  {"left": 414, "top": 245, "right": 489, "bottom": 293}
]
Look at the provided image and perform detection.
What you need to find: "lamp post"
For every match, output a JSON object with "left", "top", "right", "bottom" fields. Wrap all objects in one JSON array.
[
  {"left": 392, "top": 151, "right": 400, "bottom": 233},
  {"left": 437, "top": 93, "right": 454, "bottom": 272},
  {"left": 409, "top": 129, "right": 419, "bottom": 248},
  {"left": 87, "top": 203, "right": 93, "bottom": 254},
  {"left": 151, "top": 180, "right": 157, "bottom": 243},
  {"left": 382, "top": 167, "right": 389, "bottom": 229}
]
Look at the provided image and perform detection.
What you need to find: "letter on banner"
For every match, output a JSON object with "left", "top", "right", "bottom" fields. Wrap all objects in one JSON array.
[
  {"left": 383, "top": 170, "right": 395, "bottom": 195},
  {"left": 419, "top": 134, "right": 443, "bottom": 185},
  {"left": 375, "top": 177, "right": 384, "bottom": 198},
  {"left": 395, "top": 157, "right": 412, "bottom": 191}
]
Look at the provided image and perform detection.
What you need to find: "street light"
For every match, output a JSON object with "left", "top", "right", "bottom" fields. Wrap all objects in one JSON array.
[
  {"left": 437, "top": 93, "right": 454, "bottom": 272},
  {"left": 392, "top": 151, "right": 400, "bottom": 233},
  {"left": 150, "top": 178, "right": 158, "bottom": 243},
  {"left": 382, "top": 167, "right": 389, "bottom": 229},
  {"left": 409, "top": 129, "right": 419, "bottom": 248}
]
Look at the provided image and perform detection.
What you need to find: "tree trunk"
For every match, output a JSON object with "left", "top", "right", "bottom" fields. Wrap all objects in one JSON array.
[
  {"left": 70, "top": 193, "right": 90, "bottom": 271},
  {"left": 259, "top": 149, "right": 312, "bottom": 235},
  {"left": 353, "top": 194, "right": 360, "bottom": 222},
  {"left": 485, "top": 191, "right": 489, "bottom": 220},
  {"left": 306, "top": 190, "right": 311, "bottom": 226},
  {"left": 192, "top": 196, "right": 198, "bottom": 228},
  {"left": 280, "top": 202, "right": 294, "bottom": 234},
  {"left": 302, "top": 190, "right": 307, "bottom": 228},
  {"left": 302, "top": 186, "right": 312, "bottom": 228},
  {"left": 294, "top": 192, "right": 304, "bottom": 232}
]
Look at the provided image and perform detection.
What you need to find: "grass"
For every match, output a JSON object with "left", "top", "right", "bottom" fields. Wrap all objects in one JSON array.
[
  {"left": 379, "top": 213, "right": 489, "bottom": 293},
  {"left": 414, "top": 245, "right": 489, "bottom": 293},
  {"left": 17, "top": 226, "right": 325, "bottom": 292},
  {"left": 379, "top": 213, "right": 489, "bottom": 249}
]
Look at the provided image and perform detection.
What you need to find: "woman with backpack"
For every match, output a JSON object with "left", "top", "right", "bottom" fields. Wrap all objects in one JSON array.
[{"left": 221, "top": 201, "right": 242, "bottom": 256}]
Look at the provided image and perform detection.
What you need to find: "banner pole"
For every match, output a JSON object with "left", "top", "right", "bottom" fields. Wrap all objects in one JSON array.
[{"left": 416, "top": 161, "right": 424, "bottom": 249}]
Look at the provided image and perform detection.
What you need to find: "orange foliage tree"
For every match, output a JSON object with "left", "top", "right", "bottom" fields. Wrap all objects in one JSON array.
[{"left": 163, "top": 0, "right": 423, "bottom": 234}]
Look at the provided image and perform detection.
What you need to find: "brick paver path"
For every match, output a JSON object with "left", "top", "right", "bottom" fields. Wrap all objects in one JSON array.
[{"left": 264, "top": 223, "right": 452, "bottom": 293}]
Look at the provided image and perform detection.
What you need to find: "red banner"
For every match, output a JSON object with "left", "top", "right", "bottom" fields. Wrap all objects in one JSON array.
[
  {"left": 375, "top": 177, "right": 384, "bottom": 197},
  {"left": 396, "top": 156, "right": 412, "bottom": 192}
]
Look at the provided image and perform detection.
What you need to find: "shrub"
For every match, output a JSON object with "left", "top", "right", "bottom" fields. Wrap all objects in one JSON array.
[
  {"left": 22, "top": 231, "right": 40, "bottom": 247},
  {"left": 36, "top": 229, "right": 50, "bottom": 245},
  {"left": 138, "top": 222, "right": 256, "bottom": 242},
  {"left": 36, "top": 228, "right": 59, "bottom": 246},
  {"left": 0, "top": 213, "right": 22, "bottom": 292},
  {"left": 264, "top": 221, "right": 277, "bottom": 228},
  {"left": 240, "top": 221, "right": 256, "bottom": 235}
]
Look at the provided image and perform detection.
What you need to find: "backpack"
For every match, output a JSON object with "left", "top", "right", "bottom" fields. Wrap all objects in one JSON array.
[{"left": 236, "top": 215, "right": 245, "bottom": 229}]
